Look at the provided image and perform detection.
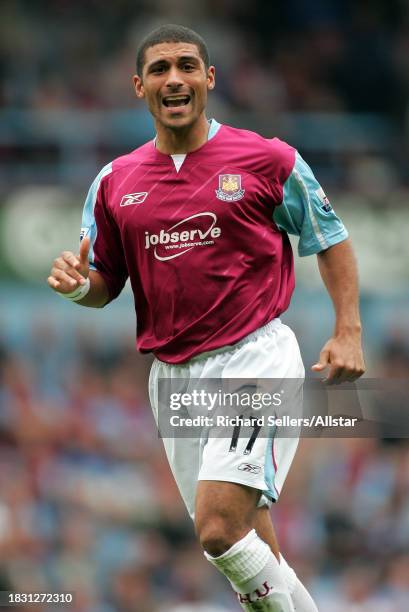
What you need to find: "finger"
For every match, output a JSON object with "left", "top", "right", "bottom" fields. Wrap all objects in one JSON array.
[
  {"left": 64, "top": 266, "right": 87, "bottom": 285},
  {"left": 52, "top": 262, "right": 86, "bottom": 285},
  {"left": 53, "top": 256, "right": 80, "bottom": 274},
  {"left": 311, "top": 349, "right": 330, "bottom": 372},
  {"left": 345, "top": 368, "right": 365, "bottom": 383},
  {"left": 62, "top": 251, "right": 81, "bottom": 270},
  {"left": 311, "top": 363, "right": 326, "bottom": 372},
  {"left": 325, "top": 364, "right": 345, "bottom": 385},
  {"left": 327, "top": 370, "right": 348, "bottom": 385},
  {"left": 336, "top": 360, "right": 365, "bottom": 384},
  {"left": 340, "top": 363, "right": 360, "bottom": 383},
  {"left": 79, "top": 236, "right": 90, "bottom": 266},
  {"left": 50, "top": 268, "right": 79, "bottom": 289},
  {"left": 47, "top": 276, "right": 61, "bottom": 290}
]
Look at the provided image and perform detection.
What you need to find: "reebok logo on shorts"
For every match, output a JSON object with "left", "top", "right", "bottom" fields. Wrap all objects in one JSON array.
[{"left": 238, "top": 463, "right": 262, "bottom": 474}]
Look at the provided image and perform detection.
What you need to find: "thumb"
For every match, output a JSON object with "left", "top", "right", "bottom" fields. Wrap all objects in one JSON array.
[
  {"left": 79, "top": 235, "right": 90, "bottom": 267},
  {"left": 311, "top": 349, "right": 330, "bottom": 372}
]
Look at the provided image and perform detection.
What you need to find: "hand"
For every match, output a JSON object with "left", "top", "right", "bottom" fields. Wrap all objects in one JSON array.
[
  {"left": 47, "top": 236, "right": 90, "bottom": 294},
  {"left": 311, "top": 332, "right": 365, "bottom": 385}
]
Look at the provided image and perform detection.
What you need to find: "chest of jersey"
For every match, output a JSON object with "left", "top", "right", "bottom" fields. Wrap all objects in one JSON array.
[{"left": 109, "top": 160, "right": 281, "bottom": 265}]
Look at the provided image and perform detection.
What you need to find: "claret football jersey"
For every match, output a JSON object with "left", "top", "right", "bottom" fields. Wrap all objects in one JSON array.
[{"left": 81, "top": 120, "right": 347, "bottom": 363}]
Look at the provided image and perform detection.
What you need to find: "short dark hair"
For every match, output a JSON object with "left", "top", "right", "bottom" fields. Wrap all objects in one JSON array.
[{"left": 136, "top": 24, "right": 210, "bottom": 76}]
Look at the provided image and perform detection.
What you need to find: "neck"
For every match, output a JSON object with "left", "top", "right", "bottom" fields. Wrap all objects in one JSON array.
[{"left": 155, "top": 114, "right": 210, "bottom": 154}]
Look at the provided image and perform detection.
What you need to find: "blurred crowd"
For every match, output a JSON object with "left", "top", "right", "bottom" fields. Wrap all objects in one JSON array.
[
  {"left": 1, "top": 0, "right": 409, "bottom": 191},
  {"left": 1, "top": 0, "right": 408, "bottom": 118},
  {"left": 1, "top": 317, "right": 409, "bottom": 611}
]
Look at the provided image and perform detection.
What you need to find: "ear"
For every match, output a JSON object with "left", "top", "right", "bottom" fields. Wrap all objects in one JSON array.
[
  {"left": 207, "top": 66, "right": 216, "bottom": 91},
  {"left": 133, "top": 75, "right": 145, "bottom": 99}
]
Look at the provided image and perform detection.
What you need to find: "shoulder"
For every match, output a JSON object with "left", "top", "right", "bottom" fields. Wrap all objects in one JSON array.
[
  {"left": 221, "top": 123, "right": 293, "bottom": 153},
  {"left": 111, "top": 140, "right": 155, "bottom": 176},
  {"left": 94, "top": 140, "right": 155, "bottom": 188},
  {"left": 84, "top": 141, "right": 155, "bottom": 210},
  {"left": 216, "top": 124, "right": 296, "bottom": 182},
  {"left": 112, "top": 139, "right": 155, "bottom": 169}
]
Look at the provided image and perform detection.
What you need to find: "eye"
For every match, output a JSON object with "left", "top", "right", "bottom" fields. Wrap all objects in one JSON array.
[
  {"left": 182, "top": 64, "right": 195, "bottom": 71},
  {"left": 150, "top": 65, "right": 166, "bottom": 74}
]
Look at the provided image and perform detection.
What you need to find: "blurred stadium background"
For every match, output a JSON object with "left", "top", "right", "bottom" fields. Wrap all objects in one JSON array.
[{"left": 1, "top": 1, "right": 409, "bottom": 610}]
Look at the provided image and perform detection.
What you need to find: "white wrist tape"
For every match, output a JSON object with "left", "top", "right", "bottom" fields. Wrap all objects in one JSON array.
[{"left": 58, "top": 277, "right": 90, "bottom": 301}]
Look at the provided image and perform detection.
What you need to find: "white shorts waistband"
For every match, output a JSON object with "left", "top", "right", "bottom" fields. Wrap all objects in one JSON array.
[{"left": 157, "top": 318, "right": 282, "bottom": 367}]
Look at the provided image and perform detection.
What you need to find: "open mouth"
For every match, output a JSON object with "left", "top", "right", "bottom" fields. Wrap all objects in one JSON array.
[{"left": 162, "top": 95, "right": 191, "bottom": 108}]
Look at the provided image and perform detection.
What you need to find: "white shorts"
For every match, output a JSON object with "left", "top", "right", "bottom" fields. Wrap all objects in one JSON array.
[{"left": 149, "top": 319, "right": 305, "bottom": 519}]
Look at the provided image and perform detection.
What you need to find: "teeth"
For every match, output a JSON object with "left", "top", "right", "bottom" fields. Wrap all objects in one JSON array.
[{"left": 163, "top": 96, "right": 190, "bottom": 107}]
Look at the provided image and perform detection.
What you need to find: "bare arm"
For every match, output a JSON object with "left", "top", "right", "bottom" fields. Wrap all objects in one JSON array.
[
  {"left": 47, "top": 236, "right": 109, "bottom": 307},
  {"left": 311, "top": 238, "right": 365, "bottom": 384}
]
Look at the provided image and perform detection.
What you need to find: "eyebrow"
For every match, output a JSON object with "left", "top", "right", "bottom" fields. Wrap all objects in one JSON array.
[{"left": 146, "top": 55, "right": 200, "bottom": 71}]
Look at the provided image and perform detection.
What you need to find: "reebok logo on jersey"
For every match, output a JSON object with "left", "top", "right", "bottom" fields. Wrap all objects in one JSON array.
[
  {"left": 120, "top": 192, "right": 148, "bottom": 207},
  {"left": 144, "top": 212, "right": 222, "bottom": 261}
]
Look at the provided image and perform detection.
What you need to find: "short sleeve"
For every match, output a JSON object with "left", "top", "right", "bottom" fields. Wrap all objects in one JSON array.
[
  {"left": 273, "top": 151, "right": 348, "bottom": 256},
  {"left": 80, "top": 163, "right": 128, "bottom": 301}
]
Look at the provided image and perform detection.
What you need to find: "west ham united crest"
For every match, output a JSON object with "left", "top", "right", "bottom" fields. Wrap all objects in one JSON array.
[{"left": 215, "top": 174, "right": 245, "bottom": 202}]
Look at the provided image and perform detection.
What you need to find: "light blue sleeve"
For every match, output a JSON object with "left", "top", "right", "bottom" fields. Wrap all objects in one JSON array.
[
  {"left": 80, "top": 162, "right": 113, "bottom": 270},
  {"left": 273, "top": 152, "right": 348, "bottom": 256}
]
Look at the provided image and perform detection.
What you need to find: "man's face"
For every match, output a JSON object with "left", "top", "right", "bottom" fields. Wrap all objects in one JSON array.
[{"left": 133, "top": 42, "right": 215, "bottom": 130}]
